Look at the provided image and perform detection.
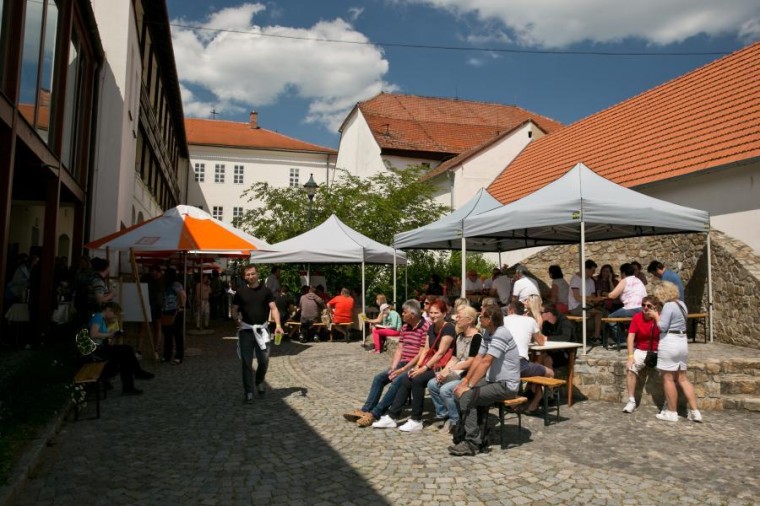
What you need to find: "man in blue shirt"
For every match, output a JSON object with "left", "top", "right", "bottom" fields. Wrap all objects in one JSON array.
[
  {"left": 451, "top": 305, "right": 521, "bottom": 456},
  {"left": 647, "top": 260, "right": 685, "bottom": 301}
]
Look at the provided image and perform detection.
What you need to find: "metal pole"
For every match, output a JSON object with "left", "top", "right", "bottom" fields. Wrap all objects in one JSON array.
[
  {"left": 580, "top": 221, "right": 587, "bottom": 355},
  {"left": 706, "top": 229, "right": 714, "bottom": 343},
  {"left": 393, "top": 250, "right": 397, "bottom": 304},
  {"left": 361, "top": 260, "right": 366, "bottom": 345},
  {"left": 460, "top": 236, "right": 467, "bottom": 299}
]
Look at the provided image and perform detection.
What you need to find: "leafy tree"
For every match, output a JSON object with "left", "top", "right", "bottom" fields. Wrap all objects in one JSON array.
[{"left": 237, "top": 166, "right": 455, "bottom": 302}]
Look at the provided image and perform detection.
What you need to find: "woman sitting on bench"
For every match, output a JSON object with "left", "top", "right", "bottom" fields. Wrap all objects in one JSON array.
[{"left": 89, "top": 302, "right": 154, "bottom": 395}]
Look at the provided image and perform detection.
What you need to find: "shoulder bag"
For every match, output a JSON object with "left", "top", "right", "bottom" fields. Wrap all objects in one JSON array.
[
  {"left": 420, "top": 323, "right": 454, "bottom": 371},
  {"left": 644, "top": 320, "right": 658, "bottom": 368}
]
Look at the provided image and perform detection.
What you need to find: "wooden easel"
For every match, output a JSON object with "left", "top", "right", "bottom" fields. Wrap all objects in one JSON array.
[{"left": 119, "top": 249, "right": 155, "bottom": 362}]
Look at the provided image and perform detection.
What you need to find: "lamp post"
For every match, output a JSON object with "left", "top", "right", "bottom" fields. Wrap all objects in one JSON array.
[
  {"left": 303, "top": 173, "right": 318, "bottom": 229},
  {"left": 302, "top": 173, "right": 318, "bottom": 286}
]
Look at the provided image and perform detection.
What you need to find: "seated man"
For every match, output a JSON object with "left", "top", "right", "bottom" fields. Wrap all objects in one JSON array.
[
  {"left": 298, "top": 286, "right": 325, "bottom": 342},
  {"left": 451, "top": 305, "right": 521, "bottom": 456},
  {"left": 343, "top": 300, "right": 429, "bottom": 427},
  {"left": 328, "top": 288, "right": 355, "bottom": 339},
  {"left": 540, "top": 302, "right": 576, "bottom": 370},
  {"left": 504, "top": 301, "right": 553, "bottom": 412},
  {"left": 568, "top": 259, "right": 605, "bottom": 343},
  {"left": 88, "top": 302, "right": 154, "bottom": 395}
]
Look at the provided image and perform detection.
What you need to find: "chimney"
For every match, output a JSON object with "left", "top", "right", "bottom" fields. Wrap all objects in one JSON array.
[{"left": 249, "top": 111, "right": 258, "bottom": 129}]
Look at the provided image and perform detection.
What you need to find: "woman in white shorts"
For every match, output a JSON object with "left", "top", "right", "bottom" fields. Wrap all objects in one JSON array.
[
  {"left": 651, "top": 281, "right": 702, "bottom": 423},
  {"left": 622, "top": 296, "right": 661, "bottom": 413}
]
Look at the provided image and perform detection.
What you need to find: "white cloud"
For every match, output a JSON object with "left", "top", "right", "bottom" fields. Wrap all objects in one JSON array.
[
  {"left": 398, "top": 0, "right": 760, "bottom": 47},
  {"left": 171, "top": 3, "right": 394, "bottom": 131},
  {"left": 347, "top": 7, "right": 364, "bottom": 22}
]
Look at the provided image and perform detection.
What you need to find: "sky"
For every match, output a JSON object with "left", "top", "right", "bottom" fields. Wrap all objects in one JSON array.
[{"left": 166, "top": 0, "right": 760, "bottom": 149}]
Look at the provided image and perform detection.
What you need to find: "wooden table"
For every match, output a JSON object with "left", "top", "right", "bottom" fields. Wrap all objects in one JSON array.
[{"left": 529, "top": 341, "right": 583, "bottom": 407}]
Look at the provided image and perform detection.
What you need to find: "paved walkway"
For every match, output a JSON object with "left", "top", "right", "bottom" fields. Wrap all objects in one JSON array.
[{"left": 10, "top": 322, "right": 760, "bottom": 505}]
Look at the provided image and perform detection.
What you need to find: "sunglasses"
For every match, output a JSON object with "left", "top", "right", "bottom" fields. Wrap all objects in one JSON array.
[{"left": 643, "top": 303, "right": 656, "bottom": 309}]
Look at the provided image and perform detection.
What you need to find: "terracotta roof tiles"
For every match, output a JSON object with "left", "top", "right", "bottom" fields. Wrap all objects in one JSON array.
[
  {"left": 185, "top": 118, "right": 336, "bottom": 154},
  {"left": 488, "top": 42, "right": 760, "bottom": 204},
  {"left": 356, "top": 93, "right": 563, "bottom": 155}
]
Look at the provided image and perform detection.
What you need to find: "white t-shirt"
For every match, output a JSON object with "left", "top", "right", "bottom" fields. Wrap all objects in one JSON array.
[
  {"left": 512, "top": 277, "right": 539, "bottom": 302},
  {"left": 504, "top": 314, "right": 539, "bottom": 360},
  {"left": 491, "top": 276, "right": 513, "bottom": 304},
  {"left": 568, "top": 274, "right": 595, "bottom": 310},
  {"left": 465, "top": 277, "right": 484, "bottom": 293}
]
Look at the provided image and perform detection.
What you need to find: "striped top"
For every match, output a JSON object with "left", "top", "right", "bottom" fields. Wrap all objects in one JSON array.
[{"left": 399, "top": 318, "right": 430, "bottom": 363}]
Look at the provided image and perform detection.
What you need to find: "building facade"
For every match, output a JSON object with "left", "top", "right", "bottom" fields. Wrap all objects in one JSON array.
[{"left": 185, "top": 114, "right": 336, "bottom": 223}]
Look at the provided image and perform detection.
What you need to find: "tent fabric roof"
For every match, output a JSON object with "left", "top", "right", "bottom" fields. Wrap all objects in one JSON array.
[
  {"left": 249, "top": 214, "right": 407, "bottom": 265},
  {"left": 393, "top": 188, "right": 502, "bottom": 251},
  {"left": 353, "top": 93, "right": 564, "bottom": 155},
  {"left": 85, "top": 205, "right": 271, "bottom": 252},
  {"left": 464, "top": 163, "right": 710, "bottom": 251},
  {"left": 488, "top": 42, "right": 760, "bottom": 205}
]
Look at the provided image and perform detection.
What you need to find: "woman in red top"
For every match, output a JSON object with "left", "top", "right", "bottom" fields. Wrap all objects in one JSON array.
[
  {"left": 622, "top": 296, "right": 661, "bottom": 413},
  {"left": 328, "top": 288, "right": 355, "bottom": 324}
]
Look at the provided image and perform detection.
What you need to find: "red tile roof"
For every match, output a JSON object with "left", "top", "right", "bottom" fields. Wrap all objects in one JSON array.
[
  {"left": 353, "top": 93, "right": 563, "bottom": 155},
  {"left": 185, "top": 118, "right": 336, "bottom": 154},
  {"left": 488, "top": 42, "right": 760, "bottom": 204}
]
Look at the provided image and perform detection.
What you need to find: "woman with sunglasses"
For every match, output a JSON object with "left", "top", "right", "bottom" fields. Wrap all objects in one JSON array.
[
  {"left": 622, "top": 296, "right": 661, "bottom": 413},
  {"left": 373, "top": 299, "right": 456, "bottom": 432},
  {"left": 427, "top": 305, "right": 482, "bottom": 434}
]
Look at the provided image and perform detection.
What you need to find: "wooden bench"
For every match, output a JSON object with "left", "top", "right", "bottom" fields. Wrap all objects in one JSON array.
[
  {"left": 498, "top": 396, "right": 528, "bottom": 449},
  {"left": 73, "top": 361, "right": 108, "bottom": 420},
  {"left": 601, "top": 316, "right": 632, "bottom": 351},
  {"left": 522, "top": 376, "right": 567, "bottom": 426},
  {"left": 285, "top": 321, "right": 327, "bottom": 342}
]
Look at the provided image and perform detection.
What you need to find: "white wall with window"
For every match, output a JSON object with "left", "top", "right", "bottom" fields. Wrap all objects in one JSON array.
[
  {"left": 194, "top": 163, "right": 205, "bottom": 182},
  {"left": 212, "top": 206, "right": 223, "bottom": 220},
  {"left": 232, "top": 206, "right": 244, "bottom": 225},
  {"left": 186, "top": 146, "right": 335, "bottom": 224}
]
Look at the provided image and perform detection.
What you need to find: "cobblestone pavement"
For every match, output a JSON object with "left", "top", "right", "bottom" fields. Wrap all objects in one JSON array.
[{"left": 11, "top": 323, "right": 760, "bottom": 505}]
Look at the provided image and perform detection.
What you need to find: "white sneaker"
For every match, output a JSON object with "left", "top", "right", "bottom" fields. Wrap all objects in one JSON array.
[
  {"left": 622, "top": 399, "right": 637, "bottom": 413},
  {"left": 687, "top": 409, "right": 703, "bottom": 423},
  {"left": 655, "top": 409, "right": 679, "bottom": 422},
  {"left": 372, "top": 415, "right": 397, "bottom": 429},
  {"left": 398, "top": 419, "right": 423, "bottom": 432}
]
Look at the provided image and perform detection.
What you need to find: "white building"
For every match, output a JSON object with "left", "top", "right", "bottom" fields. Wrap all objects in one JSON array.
[
  {"left": 185, "top": 113, "right": 336, "bottom": 223},
  {"left": 335, "top": 93, "right": 563, "bottom": 194}
]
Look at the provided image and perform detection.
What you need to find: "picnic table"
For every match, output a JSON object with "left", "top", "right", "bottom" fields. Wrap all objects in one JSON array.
[{"left": 529, "top": 341, "right": 582, "bottom": 407}]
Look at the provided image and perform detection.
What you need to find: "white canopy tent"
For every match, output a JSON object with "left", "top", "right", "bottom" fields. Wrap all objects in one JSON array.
[
  {"left": 393, "top": 188, "right": 503, "bottom": 299},
  {"left": 461, "top": 162, "right": 712, "bottom": 354},
  {"left": 249, "top": 214, "right": 408, "bottom": 336}
]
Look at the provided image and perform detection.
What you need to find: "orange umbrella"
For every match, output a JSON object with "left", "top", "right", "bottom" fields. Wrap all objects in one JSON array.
[{"left": 85, "top": 205, "right": 270, "bottom": 252}]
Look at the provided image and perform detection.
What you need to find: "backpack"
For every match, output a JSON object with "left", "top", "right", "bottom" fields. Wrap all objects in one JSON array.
[{"left": 163, "top": 284, "right": 179, "bottom": 312}]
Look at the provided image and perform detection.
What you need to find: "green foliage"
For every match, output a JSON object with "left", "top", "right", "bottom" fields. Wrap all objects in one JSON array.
[{"left": 238, "top": 167, "right": 453, "bottom": 301}]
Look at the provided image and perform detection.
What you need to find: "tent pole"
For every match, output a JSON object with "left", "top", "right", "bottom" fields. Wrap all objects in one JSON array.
[
  {"left": 361, "top": 260, "right": 366, "bottom": 346},
  {"left": 405, "top": 264, "right": 408, "bottom": 301},
  {"left": 706, "top": 229, "right": 714, "bottom": 343},
  {"left": 393, "top": 250, "right": 397, "bottom": 304},
  {"left": 461, "top": 237, "right": 466, "bottom": 299},
  {"left": 498, "top": 251, "right": 502, "bottom": 269},
  {"left": 580, "top": 221, "right": 587, "bottom": 355}
]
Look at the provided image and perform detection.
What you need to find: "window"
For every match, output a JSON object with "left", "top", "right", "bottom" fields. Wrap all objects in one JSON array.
[
  {"left": 214, "top": 164, "right": 225, "bottom": 183},
  {"left": 232, "top": 206, "right": 243, "bottom": 226},
  {"left": 194, "top": 163, "right": 205, "bottom": 182},
  {"left": 234, "top": 165, "right": 244, "bottom": 184},
  {"left": 289, "top": 168, "right": 299, "bottom": 187},
  {"left": 212, "top": 206, "right": 223, "bottom": 220}
]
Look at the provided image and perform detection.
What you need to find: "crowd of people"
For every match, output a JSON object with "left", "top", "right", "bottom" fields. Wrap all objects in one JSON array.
[{"left": 338, "top": 257, "right": 701, "bottom": 456}]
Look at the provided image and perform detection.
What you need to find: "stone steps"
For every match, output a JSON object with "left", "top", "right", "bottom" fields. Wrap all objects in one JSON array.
[
  {"left": 720, "top": 374, "right": 760, "bottom": 395},
  {"left": 721, "top": 394, "right": 760, "bottom": 411}
]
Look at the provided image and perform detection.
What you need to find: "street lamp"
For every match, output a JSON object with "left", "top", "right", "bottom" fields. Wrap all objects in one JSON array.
[{"left": 303, "top": 173, "right": 318, "bottom": 229}]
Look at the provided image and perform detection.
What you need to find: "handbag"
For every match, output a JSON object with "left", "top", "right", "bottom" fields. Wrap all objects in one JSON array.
[
  {"left": 644, "top": 320, "right": 658, "bottom": 368},
  {"left": 420, "top": 323, "right": 454, "bottom": 371},
  {"left": 160, "top": 312, "right": 176, "bottom": 326}
]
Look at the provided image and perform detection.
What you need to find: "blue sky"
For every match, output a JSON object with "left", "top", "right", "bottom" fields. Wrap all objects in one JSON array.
[{"left": 167, "top": 1, "right": 760, "bottom": 149}]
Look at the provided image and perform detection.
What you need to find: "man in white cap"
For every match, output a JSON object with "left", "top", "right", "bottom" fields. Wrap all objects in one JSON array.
[{"left": 370, "top": 302, "right": 402, "bottom": 353}]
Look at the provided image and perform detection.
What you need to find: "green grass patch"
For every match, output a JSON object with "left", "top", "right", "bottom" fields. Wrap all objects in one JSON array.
[{"left": 0, "top": 343, "right": 77, "bottom": 485}]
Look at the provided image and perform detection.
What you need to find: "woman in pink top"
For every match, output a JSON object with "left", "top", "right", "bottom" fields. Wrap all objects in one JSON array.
[{"left": 606, "top": 263, "right": 648, "bottom": 345}]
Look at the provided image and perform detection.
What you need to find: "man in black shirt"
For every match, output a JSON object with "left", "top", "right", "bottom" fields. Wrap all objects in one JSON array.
[
  {"left": 540, "top": 302, "right": 576, "bottom": 369},
  {"left": 231, "top": 264, "right": 283, "bottom": 402}
]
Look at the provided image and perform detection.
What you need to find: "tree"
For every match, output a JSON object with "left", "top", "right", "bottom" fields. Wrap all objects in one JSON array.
[{"left": 237, "top": 167, "right": 451, "bottom": 301}]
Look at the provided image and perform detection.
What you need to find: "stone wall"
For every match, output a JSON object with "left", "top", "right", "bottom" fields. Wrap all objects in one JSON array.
[{"left": 517, "top": 230, "right": 760, "bottom": 349}]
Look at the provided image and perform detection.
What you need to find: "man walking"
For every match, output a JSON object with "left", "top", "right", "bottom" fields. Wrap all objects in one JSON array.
[
  {"left": 451, "top": 305, "right": 521, "bottom": 456},
  {"left": 231, "top": 264, "right": 283, "bottom": 402}
]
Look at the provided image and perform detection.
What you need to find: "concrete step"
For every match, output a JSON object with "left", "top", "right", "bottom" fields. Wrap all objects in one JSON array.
[
  {"left": 721, "top": 394, "right": 760, "bottom": 411},
  {"left": 720, "top": 374, "right": 760, "bottom": 395}
]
